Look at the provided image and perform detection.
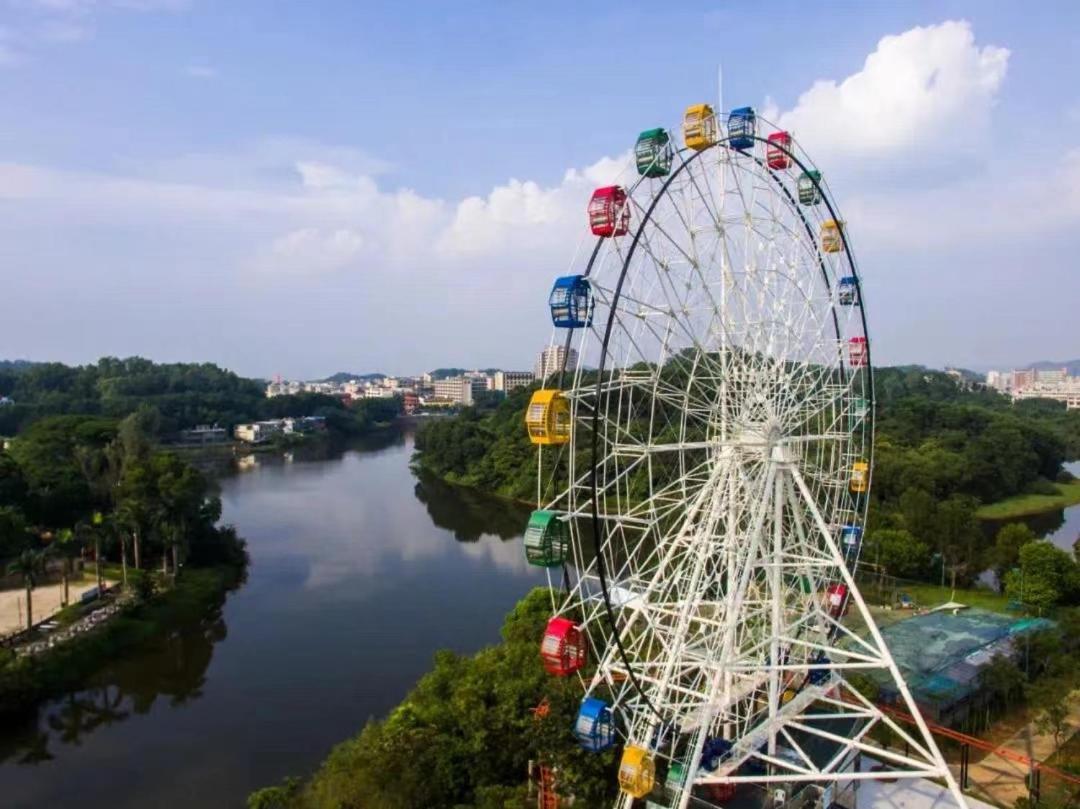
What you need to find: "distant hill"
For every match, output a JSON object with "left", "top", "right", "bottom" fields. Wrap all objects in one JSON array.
[
  {"left": 429, "top": 368, "right": 468, "bottom": 380},
  {"left": 319, "top": 372, "right": 386, "bottom": 384},
  {"left": 1028, "top": 359, "right": 1080, "bottom": 375},
  {"left": 0, "top": 360, "right": 39, "bottom": 373}
]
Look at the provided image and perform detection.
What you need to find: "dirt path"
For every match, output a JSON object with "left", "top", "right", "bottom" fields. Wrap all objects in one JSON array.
[
  {"left": 0, "top": 576, "right": 110, "bottom": 635},
  {"left": 965, "top": 692, "right": 1080, "bottom": 807}
]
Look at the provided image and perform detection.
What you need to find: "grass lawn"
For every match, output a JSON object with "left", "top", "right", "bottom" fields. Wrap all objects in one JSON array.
[
  {"left": 976, "top": 479, "right": 1080, "bottom": 519},
  {"left": 861, "top": 579, "right": 1012, "bottom": 614}
]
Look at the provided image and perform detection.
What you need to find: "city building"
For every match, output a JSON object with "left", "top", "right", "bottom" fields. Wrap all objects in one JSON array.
[
  {"left": 1011, "top": 368, "right": 1035, "bottom": 391},
  {"left": 402, "top": 392, "right": 420, "bottom": 414},
  {"left": 494, "top": 370, "right": 534, "bottom": 393},
  {"left": 364, "top": 386, "right": 396, "bottom": 399},
  {"left": 432, "top": 376, "right": 474, "bottom": 405},
  {"left": 234, "top": 421, "right": 284, "bottom": 444},
  {"left": 1012, "top": 379, "right": 1080, "bottom": 409},
  {"left": 534, "top": 346, "right": 578, "bottom": 382},
  {"left": 985, "top": 370, "right": 1009, "bottom": 392},
  {"left": 1036, "top": 367, "right": 1068, "bottom": 384}
]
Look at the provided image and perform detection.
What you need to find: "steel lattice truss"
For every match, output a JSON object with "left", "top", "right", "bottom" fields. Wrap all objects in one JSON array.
[{"left": 536, "top": 121, "right": 967, "bottom": 808}]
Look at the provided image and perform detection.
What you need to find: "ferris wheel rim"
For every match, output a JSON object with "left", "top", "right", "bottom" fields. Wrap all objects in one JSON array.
[{"left": 581, "top": 130, "right": 876, "bottom": 728}]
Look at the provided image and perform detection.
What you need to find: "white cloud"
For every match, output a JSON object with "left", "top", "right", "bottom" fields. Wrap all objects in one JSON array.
[
  {"left": 0, "top": 19, "right": 1076, "bottom": 374},
  {"left": 767, "top": 21, "right": 1008, "bottom": 166},
  {"left": 183, "top": 64, "right": 216, "bottom": 79},
  {"left": 256, "top": 228, "right": 366, "bottom": 276}
]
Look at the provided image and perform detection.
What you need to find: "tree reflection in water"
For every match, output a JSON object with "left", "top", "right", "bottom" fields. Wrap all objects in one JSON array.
[
  {"left": 412, "top": 472, "right": 530, "bottom": 543},
  {"left": 0, "top": 609, "right": 227, "bottom": 766}
]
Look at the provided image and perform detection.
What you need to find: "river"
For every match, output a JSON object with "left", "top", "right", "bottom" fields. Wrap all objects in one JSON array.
[
  {"left": 980, "top": 460, "right": 1080, "bottom": 554},
  {"left": 0, "top": 429, "right": 542, "bottom": 809}
]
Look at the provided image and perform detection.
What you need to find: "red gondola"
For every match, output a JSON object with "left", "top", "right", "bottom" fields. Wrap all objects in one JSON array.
[
  {"left": 588, "top": 186, "right": 630, "bottom": 238},
  {"left": 766, "top": 131, "right": 792, "bottom": 170},
  {"left": 540, "top": 616, "right": 587, "bottom": 676},
  {"left": 848, "top": 337, "right": 868, "bottom": 368},
  {"left": 826, "top": 583, "right": 849, "bottom": 618}
]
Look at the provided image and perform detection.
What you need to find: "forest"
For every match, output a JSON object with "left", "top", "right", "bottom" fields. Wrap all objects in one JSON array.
[
  {"left": 0, "top": 357, "right": 401, "bottom": 438},
  {"left": 0, "top": 405, "right": 248, "bottom": 713},
  {"left": 413, "top": 366, "right": 1080, "bottom": 597}
]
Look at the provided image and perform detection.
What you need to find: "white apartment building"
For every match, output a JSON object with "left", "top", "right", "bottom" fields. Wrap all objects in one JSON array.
[
  {"left": 534, "top": 346, "right": 578, "bottom": 382},
  {"left": 494, "top": 370, "right": 534, "bottom": 393},
  {"left": 432, "top": 377, "right": 474, "bottom": 405}
]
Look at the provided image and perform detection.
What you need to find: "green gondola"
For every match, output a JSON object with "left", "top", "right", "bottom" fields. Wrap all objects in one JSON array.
[
  {"left": 635, "top": 128, "right": 673, "bottom": 178},
  {"left": 523, "top": 510, "right": 569, "bottom": 567}
]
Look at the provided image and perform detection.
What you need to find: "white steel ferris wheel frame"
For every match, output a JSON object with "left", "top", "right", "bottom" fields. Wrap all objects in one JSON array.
[{"left": 535, "top": 117, "right": 967, "bottom": 809}]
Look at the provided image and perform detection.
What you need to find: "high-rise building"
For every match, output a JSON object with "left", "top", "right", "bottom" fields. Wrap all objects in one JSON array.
[
  {"left": 494, "top": 370, "right": 534, "bottom": 392},
  {"left": 1012, "top": 369, "right": 1035, "bottom": 390},
  {"left": 985, "top": 370, "right": 1009, "bottom": 392},
  {"left": 1036, "top": 367, "right": 1068, "bottom": 384},
  {"left": 535, "top": 346, "right": 578, "bottom": 382}
]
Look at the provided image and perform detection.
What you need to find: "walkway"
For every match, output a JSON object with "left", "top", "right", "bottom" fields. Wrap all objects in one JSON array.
[
  {"left": 965, "top": 692, "right": 1080, "bottom": 807},
  {"left": 0, "top": 577, "right": 110, "bottom": 636}
]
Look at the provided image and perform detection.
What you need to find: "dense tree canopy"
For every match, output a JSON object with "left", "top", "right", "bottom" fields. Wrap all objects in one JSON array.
[
  {"left": 0, "top": 357, "right": 265, "bottom": 436},
  {"left": 415, "top": 366, "right": 1080, "bottom": 589}
]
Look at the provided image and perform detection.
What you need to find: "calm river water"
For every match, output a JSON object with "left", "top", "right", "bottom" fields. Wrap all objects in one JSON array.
[{"left": 0, "top": 429, "right": 542, "bottom": 809}]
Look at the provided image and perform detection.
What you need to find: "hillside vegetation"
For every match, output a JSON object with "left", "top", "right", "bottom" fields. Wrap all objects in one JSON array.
[
  {"left": 0, "top": 357, "right": 400, "bottom": 437},
  {"left": 414, "top": 366, "right": 1080, "bottom": 587}
]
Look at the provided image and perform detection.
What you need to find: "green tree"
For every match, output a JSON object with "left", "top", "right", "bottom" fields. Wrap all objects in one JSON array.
[
  {"left": 6, "top": 548, "right": 46, "bottom": 630},
  {"left": 1030, "top": 678, "right": 1072, "bottom": 753},
  {"left": 991, "top": 523, "right": 1036, "bottom": 590},
  {"left": 981, "top": 654, "right": 1025, "bottom": 710},
  {"left": 864, "top": 528, "right": 931, "bottom": 579},
  {"left": 52, "top": 527, "right": 83, "bottom": 607},
  {"left": 246, "top": 777, "right": 301, "bottom": 809},
  {"left": 1004, "top": 541, "right": 1080, "bottom": 612}
]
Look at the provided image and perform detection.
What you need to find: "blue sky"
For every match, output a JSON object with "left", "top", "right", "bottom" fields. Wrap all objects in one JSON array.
[{"left": 1, "top": 1, "right": 1077, "bottom": 378}]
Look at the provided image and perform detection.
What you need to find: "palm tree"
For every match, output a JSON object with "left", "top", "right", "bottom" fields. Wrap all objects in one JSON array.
[
  {"left": 89, "top": 513, "right": 105, "bottom": 592},
  {"left": 54, "top": 528, "right": 83, "bottom": 607},
  {"left": 115, "top": 501, "right": 144, "bottom": 572},
  {"left": 7, "top": 549, "right": 46, "bottom": 630}
]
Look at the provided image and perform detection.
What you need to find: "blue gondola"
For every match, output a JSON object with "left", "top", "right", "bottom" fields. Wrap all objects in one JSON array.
[
  {"left": 574, "top": 697, "right": 615, "bottom": 752},
  {"left": 549, "top": 275, "right": 593, "bottom": 328},
  {"left": 840, "top": 525, "right": 862, "bottom": 556},
  {"left": 701, "top": 737, "right": 734, "bottom": 771},
  {"left": 728, "top": 107, "right": 756, "bottom": 151},
  {"left": 838, "top": 276, "right": 859, "bottom": 306},
  {"left": 808, "top": 653, "right": 831, "bottom": 686}
]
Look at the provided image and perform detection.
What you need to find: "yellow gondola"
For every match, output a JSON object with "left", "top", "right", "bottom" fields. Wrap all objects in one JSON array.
[
  {"left": 618, "top": 745, "right": 656, "bottom": 798},
  {"left": 821, "top": 219, "right": 844, "bottom": 253},
  {"left": 850, "top": 460, "right": 869, "bottom": 493},
  {"left": 683, "top": 103, "right": 717, "bottom": 151},
  {"left": 525, "top": 389, "right": 571, "bottom": 446}
]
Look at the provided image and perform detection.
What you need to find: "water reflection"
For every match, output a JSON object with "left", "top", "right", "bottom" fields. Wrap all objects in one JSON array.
[
  {"left": 0, "top": 607, "right": 226, "bottom": 767},
  {"left": 0, "top": 428, "right": 543, "bottom": 809}
]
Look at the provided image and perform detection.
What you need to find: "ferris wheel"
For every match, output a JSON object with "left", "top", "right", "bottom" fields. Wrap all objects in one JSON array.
[{"left": 522, "top": 104, "right": 967, "bottom": 808}]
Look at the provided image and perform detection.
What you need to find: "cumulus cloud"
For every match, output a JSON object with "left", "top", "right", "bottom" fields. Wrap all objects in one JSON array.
[
  {"left": 0, "top": 19, "right": 1076, "bottom": 374},
  {"left": 766, "top": 21, "right": 1008, "bottom": 168}
]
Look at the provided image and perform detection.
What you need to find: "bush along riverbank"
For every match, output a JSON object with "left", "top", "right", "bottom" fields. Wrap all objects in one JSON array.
[{"left": 0, "top": 548, "right": 247, "bottom": 719}]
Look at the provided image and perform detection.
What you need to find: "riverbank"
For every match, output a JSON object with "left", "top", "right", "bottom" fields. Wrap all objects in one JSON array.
[
  {"left": 976, "top": 479, "right": 1080, "bottom": 519},
  {"left": 0, "top": 562, "right": 244, "bottom": 718}
]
